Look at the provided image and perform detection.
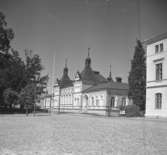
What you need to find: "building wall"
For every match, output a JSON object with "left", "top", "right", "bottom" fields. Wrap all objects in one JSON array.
[
  {"left": 82, "top": 90, "right": 107, "bottom": 115},
  {"left": 83, "top": 90, "right": 107, "bottom": 108},
  {"left": 106, "top": 93, "right": 129, "bottom": 109},
  {"left": 146, "top": 38, "right": 167, "bottom": 117},
  {"left": 73, "top": 81, "right": 82, "bottom": 110},
  {"left": 73, "top": 80, "right": 93, "bottom": 110},
  {"left": 53, "top": 85, "right": 60, "bottom": 108},
  {"left": 60, "top": 86, "right": 73, "bottom": 111},
  {"left": 53, "top": 81, "right": 129, "bottom": 115},
  {"left": 147, "top": 41, "right": 167, "bottom": 85},
  {"left": 146, "top": 87, "right": 167, "bottom": 117}
]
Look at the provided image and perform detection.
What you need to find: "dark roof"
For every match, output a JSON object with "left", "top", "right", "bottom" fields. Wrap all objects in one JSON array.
[
  {"left": 143, "top": 32, "right": 167, "bottom": 45},
  {"left": 83, "top": 81, "right": 129, "bottom": 95},
  {"left": 57, "top": 67, "right": 73, "bottom": 88},
  {"left": 80, "top": 67, "right": 107, "bottom": 85},
  {"left": 94, "top": 71, "right": 108, "bottom": 83},
  {"left": 58, "top": 76, "right": 73, "bottom": 88}
]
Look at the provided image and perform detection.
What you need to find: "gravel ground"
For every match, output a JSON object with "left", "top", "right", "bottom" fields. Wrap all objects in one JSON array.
[{"left": 0, "top": 113, "right": 167, "bottom": 155}]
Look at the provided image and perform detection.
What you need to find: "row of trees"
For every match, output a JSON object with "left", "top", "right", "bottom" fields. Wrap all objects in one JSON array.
[{"left": 0, "top": 11, "right": 48, "bottom": 112}]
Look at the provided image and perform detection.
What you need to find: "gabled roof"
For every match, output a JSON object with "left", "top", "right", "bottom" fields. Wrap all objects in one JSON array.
[
  {"left": 83, "top": 81, "right": 129, "bottom": 95},
  {"left": 143, "top": 32, "right": 167, "bottom": 45}
]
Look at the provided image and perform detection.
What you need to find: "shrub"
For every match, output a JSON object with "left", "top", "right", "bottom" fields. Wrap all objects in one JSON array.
[
  {"left": 118, "top": 104, "right": 126, "bottom": 111},
  {"left": 125, "top": 104, "right": 141, "bottom": 117}
]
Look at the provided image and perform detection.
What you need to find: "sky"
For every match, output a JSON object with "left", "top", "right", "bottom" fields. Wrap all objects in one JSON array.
[{"left": 1, "top": 0, "right": 167, "bottom": 93}]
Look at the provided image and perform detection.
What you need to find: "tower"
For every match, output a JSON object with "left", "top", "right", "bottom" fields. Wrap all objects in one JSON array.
[{"left": 57, "top": 58, "right": 73, "bottom": 88}]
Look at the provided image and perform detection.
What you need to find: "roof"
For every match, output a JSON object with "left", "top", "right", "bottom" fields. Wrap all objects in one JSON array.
[
  {"left": 83, "top": 81, "right": 129, "bottom": 96},
  {"left": 58, "top": 77, "right": 73, "bottom": 88},
  {"left": 143, "top": 32, "right": 167, "bottom": 45},
  {"left": 80, "top": 67, "right": 107, "bottom": 85},
  {"left": 57, "top": 67, "right": 73, "bottom": 88}
]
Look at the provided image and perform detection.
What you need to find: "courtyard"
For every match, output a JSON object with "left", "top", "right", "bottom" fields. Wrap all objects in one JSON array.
[{"left": 0, "top": 113, "right": 167, "bottom": 155}]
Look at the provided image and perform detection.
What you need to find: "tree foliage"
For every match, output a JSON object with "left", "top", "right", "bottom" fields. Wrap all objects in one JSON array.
[
  {"left": 0, "top": 11, "right": 48, "bottom": 110},
  {"left": 18, "top": 83, "right": 36, "bottom": 109},
  {"left": 3, "top": 88, "right": 18, "bottom": 108},
  {"left": 0, "top": 12, "right": 14, "bottom": 53},
  {"left": 128, "top": 40, "right": 146, "bottom": 110}
]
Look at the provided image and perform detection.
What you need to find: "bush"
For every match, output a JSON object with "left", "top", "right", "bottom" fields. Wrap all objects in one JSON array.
[
  {"left": 125, "top": 104, "right": 141, "bottom": 117},
  {"left": 118, "top": 104, "right": 126, "bottom": 111}
]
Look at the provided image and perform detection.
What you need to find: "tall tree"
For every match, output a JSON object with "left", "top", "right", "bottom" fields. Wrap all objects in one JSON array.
[
  {"left": 128, "top": 40, "right": 146, "bottom": 110},
  {"left": 0, "top": 11, "right": 14, "bottom": 53},
  {"left": 3, "top": 88, "right": 18, "bottom": 109},
  {"left": 0, "top": 49, "right": 25, "bottom": 105},
  {"left": 0, "top": 11, "right": 48, "bottom": 109},
  {"left": 0, "top": 11, "right": 15, "bottom": 105}
]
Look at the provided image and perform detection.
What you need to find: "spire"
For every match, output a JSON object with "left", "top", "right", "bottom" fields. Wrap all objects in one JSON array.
[
  {"left": 65, "top": 58, "right": 67, "bottom": 68},
  {"left": 85, "top": 48, "right": 91, "bottom": 68},
  {"left": 107, "top": 64, "right": 113, "bottom": 82},
  {"left": 110, "top": 64, "right": 111, "bottom": 74},
  {"left": 59, "top": 58, "right": 72, "bottom": 88},
  {"left": 88, "top": 48, "right": 90, "bottom": 57},
  {"left": 63, "top": 58, "right": 68, "bottom": 75}
]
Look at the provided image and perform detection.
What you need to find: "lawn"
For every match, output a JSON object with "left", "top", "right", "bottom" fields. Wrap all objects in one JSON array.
[{"left": 0, "top": 113, "right": 167, "bottom": 155}]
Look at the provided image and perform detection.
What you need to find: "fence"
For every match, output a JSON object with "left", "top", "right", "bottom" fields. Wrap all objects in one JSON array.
[{"left": 44, "top": 105, "right": 121, "bottom": 116}]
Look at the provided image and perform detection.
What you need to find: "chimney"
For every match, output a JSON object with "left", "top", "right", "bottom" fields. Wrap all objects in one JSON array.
[{"left": 116, "top": 77, "right": 122, "bottom": 83}]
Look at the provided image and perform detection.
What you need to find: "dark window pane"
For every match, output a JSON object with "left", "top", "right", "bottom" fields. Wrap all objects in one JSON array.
[
  {"left": 155, "top": 45, "right": 159, "bottom": 53},
  {"left": 155, "top": 93, "right": 162, "bottom": 109},
  {"left": 156, "top": 63, "right": 162, "bottom": 80},
  {"left": 160, "top": 43, "right": 163, "bottom": 52}
]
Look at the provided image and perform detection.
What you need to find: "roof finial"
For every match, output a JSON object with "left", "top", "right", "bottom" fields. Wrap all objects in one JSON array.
[
  {"left": 110, "top": 64, "right": 111, "bottom": 74},
  {"left": 65, "top": 58, "right": 67, "bottom": 68},
  {"left": 88, "top": 48, "right": 90, "bottom": 57},
  {"left": 107, "top": 64, "right": 113, "bottom": 82}
]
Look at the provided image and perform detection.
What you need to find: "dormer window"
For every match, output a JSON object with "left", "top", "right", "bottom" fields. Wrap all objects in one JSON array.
[{"left": 155, "top": 43, "right": 164, "bottom": 53}]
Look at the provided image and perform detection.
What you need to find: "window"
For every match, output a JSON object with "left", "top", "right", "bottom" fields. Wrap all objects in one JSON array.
[
  {"left": 160, "top": 43, "right": 164, "bottom": 52},
  {"left": 77, "top": 98, "right": 79, "bottom": 104},
  {"left": 122, "top": 98, "right": 126, "bottom": 107},
  {"left": 155, "top": 45, "right": 159, "bottom": 53},
  {"left": 91, "top": 97, "right": 94, "bottom": 106},
  {"left": 156, "top": 63, "right": 162, "bottom": 80},
  {"left": 96, "top": 96, "right": 99, "bottom": 106},
  {"left": 155, "top": 43, "right": 164, "bottom": 53},
  {"left": 155, "top": 93, "right": 162, "bottom": 109}
]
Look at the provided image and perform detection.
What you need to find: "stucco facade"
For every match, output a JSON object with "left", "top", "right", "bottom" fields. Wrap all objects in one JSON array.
[{"left": 145, "top": 33, "right": 167, "bottom": 117}]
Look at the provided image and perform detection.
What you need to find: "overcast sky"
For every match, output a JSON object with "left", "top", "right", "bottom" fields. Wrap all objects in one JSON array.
[{"left": 1, "top": 0, "right": 167, "bottom": 92}]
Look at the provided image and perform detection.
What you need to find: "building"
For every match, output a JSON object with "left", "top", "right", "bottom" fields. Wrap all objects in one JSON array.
[
  {"left": 53, "top": 50, "right": 129, "bottom": 116},
  {"left": 145, "top": 32, "right": 167, "bottom": 117}
]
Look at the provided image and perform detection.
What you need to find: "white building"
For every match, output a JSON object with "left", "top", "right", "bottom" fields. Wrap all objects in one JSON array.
[
  {"left": 145, "top": 33, "right": 167, "bottom": 117},
  {"left": 53, "top": 50, "right": 129, "bottom": 116}
]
